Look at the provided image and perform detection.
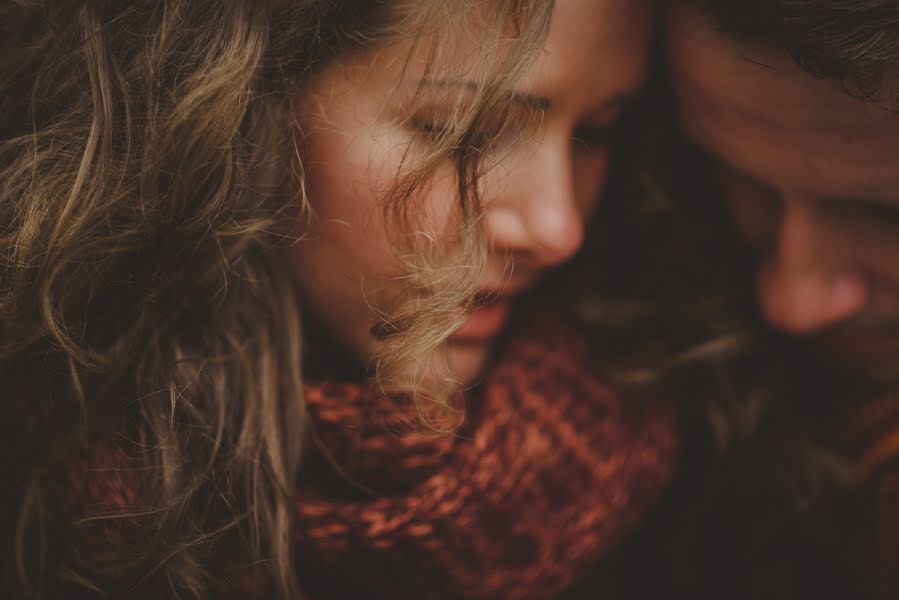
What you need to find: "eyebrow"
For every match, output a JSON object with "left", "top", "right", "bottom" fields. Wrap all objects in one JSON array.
[
  {"left": 694, "top": 140, "right": 899, "bottom": 209},
  {"left": 414, "top": 78, "right": 636, "bottom": 114},
  {"left": 415, "top": 78, "right": 549, "bottom": 110},
  {"left": 823, "top": 192, "right": 899, "bottom": 211}
]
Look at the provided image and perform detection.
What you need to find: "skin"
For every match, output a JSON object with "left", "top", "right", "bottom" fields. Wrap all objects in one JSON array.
[
  {"left": 667, "top": 3, "right": 899, "bottom": 386},
  {"left": 291, "top": 0, "right": 654, "bottom": 388}
]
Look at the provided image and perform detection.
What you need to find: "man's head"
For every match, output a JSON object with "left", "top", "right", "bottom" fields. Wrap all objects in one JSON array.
[{"left": 666, "top": 0, "right": 899, "bottom": 386}]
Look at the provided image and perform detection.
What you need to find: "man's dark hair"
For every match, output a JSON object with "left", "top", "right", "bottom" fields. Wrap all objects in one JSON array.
[{"left": 698, "top": 0, "right": 899, "bottom": 100}]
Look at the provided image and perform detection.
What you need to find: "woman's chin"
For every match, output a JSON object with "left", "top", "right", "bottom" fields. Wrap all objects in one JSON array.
[
  {"left": 398, "top": 342, "right": 492, "bottom": 397},
  {"left": 444, "top": 342, "right": 492, "bottom": 389}
]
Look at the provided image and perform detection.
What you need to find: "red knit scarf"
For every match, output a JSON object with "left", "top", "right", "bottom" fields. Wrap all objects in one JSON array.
[
  {"left": 66, "top": 314, "right": 679, "bottom": 599},
  {"left": 292, "top": 315, "right": 678, "bottom": 599}
]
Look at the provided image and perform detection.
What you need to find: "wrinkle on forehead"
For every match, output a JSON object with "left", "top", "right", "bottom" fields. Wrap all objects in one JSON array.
[
  {"left": 667, "top": 3, "right": 899, "bottom": 134},
  {"left": 666, "top": 2, "right": 899, "bottom": 201}
]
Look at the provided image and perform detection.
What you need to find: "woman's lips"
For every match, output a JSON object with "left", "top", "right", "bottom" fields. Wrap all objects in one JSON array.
[{"left": 449, "top": 297, "right": 512, "bottom": 342}]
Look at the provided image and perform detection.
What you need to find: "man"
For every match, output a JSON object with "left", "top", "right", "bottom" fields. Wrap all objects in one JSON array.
[
  {"left": 665, "top": 2, "right": 899, "bottom": 598},
  {"left": 668, "top": 0, "right": 899, "bottom": 389}
]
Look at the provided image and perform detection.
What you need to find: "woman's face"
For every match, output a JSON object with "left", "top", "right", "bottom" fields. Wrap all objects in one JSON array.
[{"left": 292, "top": 0, "right": 654, "bottom": 385}]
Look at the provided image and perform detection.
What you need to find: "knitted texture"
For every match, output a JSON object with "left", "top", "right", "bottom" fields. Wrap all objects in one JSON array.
[
  {"left": 65, "top": 314, "right": 679, "bottom": 599},
  {"left": 293, "top": 315, "right": 678, "bottom": 600}
]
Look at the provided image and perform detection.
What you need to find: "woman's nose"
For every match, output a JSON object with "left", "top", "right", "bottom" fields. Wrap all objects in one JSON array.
[
  {"left": 484, "top": 143, "right": 586, "bottom": 268},
  {"left": 757, "top": 200, "right": 868, "bottom": 334}
]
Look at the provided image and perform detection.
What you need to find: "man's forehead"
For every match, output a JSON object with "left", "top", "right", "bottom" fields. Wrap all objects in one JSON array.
[
  {"left": 666, "top": 1, "right": 899, "bottom": 201},
  {"left": 666, "top": 2, "right": 899, "bottom": 135}
]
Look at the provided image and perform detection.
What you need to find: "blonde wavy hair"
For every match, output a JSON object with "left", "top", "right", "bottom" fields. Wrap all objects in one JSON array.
[{"left": 0, "top": 0, "right": 554, "bottom": 597}]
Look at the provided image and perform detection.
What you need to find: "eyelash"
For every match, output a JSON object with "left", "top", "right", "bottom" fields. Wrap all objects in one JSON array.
[
  {"left": 412, "top": 119, "right": 449, "bottom": 139},
  {"left": 411, "top": 118, "right": 511, "bottom": 149}
]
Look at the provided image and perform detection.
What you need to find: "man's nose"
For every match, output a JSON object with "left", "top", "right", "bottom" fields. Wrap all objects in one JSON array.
[
  {"left": 485, "top": 144, "right": 586, "bottom": 268},
  {"left": 757, "top": 200, "right": 868, "bottom": 334}
]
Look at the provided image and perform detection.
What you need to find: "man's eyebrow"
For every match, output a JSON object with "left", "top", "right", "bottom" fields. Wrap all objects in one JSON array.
[
  {"left": 696, "top": 143, "right": 899, "bottom": 210},
  {"left": 823, "top": 192, "right": 899, "bottom": 211}
]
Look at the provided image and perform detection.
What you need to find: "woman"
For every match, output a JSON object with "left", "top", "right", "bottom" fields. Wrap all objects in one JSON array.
[{"left": 0, "top": 0, "right": 697, "bottom": 598}]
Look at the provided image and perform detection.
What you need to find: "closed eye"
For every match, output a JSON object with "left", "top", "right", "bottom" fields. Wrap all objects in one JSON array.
[
  {"left": 410, "top": 113, "right": 523, "bottom": 151},
  {"left": 411, "top": 119, "right": 451, "bottom": 141},
  {"left": 825, "top": 196, "right": 899, "bottom": 229}
]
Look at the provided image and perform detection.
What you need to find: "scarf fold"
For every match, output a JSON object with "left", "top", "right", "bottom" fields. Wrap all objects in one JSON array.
[
  {"left": 293, "top": 314, "right": 678, "bottom": 600},
  {"left": 64, "top": 312, "right": 679, "bottom": 599}
]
